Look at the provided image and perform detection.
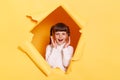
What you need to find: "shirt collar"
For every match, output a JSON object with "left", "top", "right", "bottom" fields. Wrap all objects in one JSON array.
[{"left": 57, "top": 42, "right": 66, "bottom": 48}]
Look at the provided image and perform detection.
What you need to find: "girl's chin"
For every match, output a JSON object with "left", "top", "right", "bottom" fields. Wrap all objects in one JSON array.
[{"left": 57, "top": 42, "right": 64, "bottom": 45}]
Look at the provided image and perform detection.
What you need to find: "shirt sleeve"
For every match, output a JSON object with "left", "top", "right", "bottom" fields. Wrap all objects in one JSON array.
[
  {"left": 45, "top": 45, "right": 58, "bottom": 67},
  {"left": 45, "top": 45, "right": 51, "bottom": 61},
  {"left": 62, "top": 46, "right": 74, "bottom": 67}
]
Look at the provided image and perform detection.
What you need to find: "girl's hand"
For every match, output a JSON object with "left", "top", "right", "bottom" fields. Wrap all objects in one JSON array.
[
  {"left": 64, "top": 37, "right": 71, "bottom": 48},
  {"left": 50, "top": 36, "right": 57, "bottom": 48}
]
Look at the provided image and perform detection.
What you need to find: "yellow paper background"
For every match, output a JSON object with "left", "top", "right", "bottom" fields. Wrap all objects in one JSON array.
[{"left": 0, "top": 0, "right": 120, "bottom": 80}]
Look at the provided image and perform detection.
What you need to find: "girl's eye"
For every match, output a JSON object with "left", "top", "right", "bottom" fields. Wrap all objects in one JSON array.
[
  {"left": 55, "top": 33, "right": 59, "bottom": 35},
  {"left": 62, "top": 33, "right": 66, "bottom": 35}
]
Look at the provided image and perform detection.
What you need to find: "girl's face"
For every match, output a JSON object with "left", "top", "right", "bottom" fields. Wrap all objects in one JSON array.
[{"left": 54, "top": 31, "right": 68, "bottom": 45}]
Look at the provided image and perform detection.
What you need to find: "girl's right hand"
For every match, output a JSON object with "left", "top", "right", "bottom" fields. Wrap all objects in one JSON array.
[{"left": 50, "top": 36, "right": 57, "bottom": 48}]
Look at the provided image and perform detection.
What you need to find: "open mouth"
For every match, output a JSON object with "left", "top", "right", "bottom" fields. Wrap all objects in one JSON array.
[{"left": 58, "top": 39, "right": 63, "bottom": 42}]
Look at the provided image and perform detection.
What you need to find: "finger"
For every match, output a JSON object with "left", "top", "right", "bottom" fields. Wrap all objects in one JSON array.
[
  {"left": 50, "top": 36, "right": 54, "bottom": 43},
  {"left": 64, "top": 37, "right": 70, "bottom": 48},
  {"left": 54, "top": 41, "right": 57, "bottom": 48},
  {"left": 68, "top": 36, "right": 71, "bottom": 44},
  {"left": 55, "top": 40, "right": 57, "bottom": 44}
]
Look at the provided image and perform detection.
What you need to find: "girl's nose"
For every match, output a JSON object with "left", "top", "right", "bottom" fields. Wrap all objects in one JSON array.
[{"left": 59, "top": 34, "right": 62, "bottom": 38}]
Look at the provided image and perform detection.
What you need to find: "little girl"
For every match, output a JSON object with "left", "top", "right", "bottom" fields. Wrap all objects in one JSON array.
[{"left": 45, "top": 23, "right": 74, "bottom": 71}]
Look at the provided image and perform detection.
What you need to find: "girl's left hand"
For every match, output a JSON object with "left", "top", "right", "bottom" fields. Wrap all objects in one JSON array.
[
  {"left": 50, "top": 36, "right": 57, "bottom": 48},
  {"left": 64, "top": 37, "right": 70, "bottom": 48}
]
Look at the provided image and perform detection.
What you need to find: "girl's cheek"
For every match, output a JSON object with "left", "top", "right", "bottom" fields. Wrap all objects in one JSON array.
[
  {"left": 55, "top": 35, "right": 58, "bottom": 38},
  {"left": 63, "top": 35, "right": 67, "bottom": 38}
]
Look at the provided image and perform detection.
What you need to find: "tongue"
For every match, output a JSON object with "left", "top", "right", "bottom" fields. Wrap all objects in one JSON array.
[{"left": 59, "top": 39, "right": 63, "bottom": 41}]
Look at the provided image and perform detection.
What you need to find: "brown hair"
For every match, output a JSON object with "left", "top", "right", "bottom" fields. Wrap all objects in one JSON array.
[{"left": 50, "top": 23, "right": 70, "bottom": 36}]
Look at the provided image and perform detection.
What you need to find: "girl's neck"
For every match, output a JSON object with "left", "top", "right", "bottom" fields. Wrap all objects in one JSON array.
[{"left": 57, "top": 42, "right": 66, "bottom": 46}]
